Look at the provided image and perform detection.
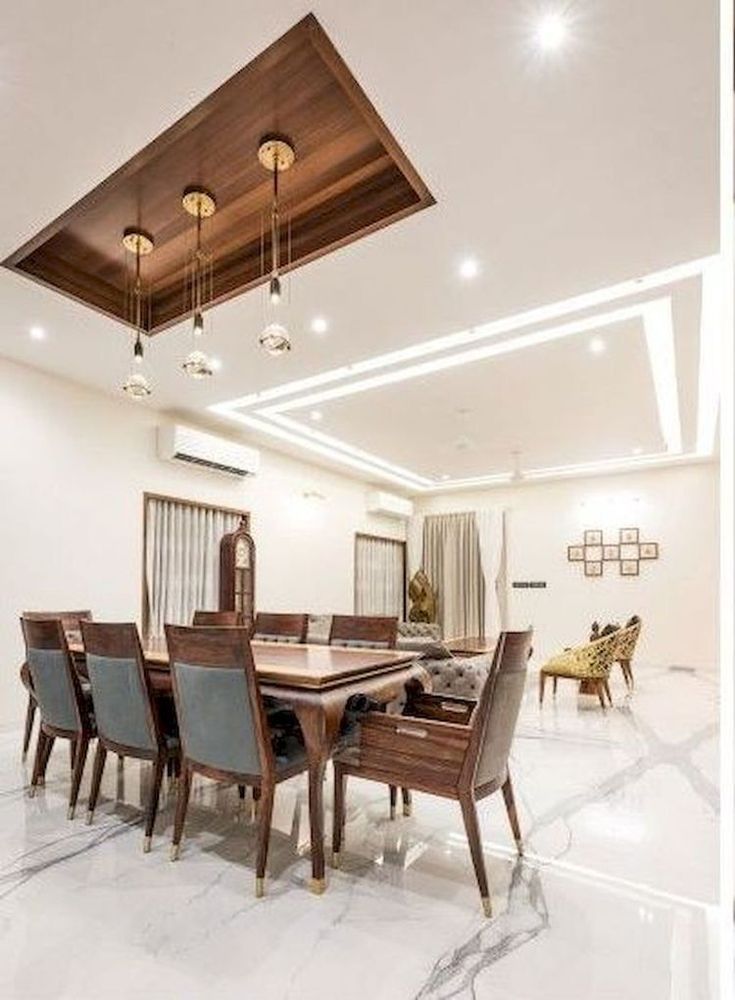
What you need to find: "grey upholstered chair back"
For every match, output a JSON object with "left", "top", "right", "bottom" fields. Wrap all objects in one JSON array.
[
  {"left": 166, "top": 625, "right": 267, "bottom": 777},
  {"left": 82, "top": 623, "right": 156, "bottom": 753},
  {"left": 21, "top": 618, "right": 81, "bottom": 733},
  {"left": 473, "top": 630, "right": 532, "bottom": 791}
]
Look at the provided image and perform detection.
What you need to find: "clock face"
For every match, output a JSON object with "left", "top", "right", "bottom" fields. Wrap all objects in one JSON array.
[{"left": 235, "top": 537, "right": 250, "bottom": 569}]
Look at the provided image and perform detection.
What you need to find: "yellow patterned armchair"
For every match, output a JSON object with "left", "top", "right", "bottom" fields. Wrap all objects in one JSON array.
[
  {"left": 612, "top": 619, "right": 642, "bottom": 688},
  {"left": 539, "top": 630, "right": 620, "bottom": 709}
]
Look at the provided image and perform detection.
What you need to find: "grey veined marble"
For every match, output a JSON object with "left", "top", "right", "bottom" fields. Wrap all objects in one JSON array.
[{"left": 0, "top": 665, "right": 719, "bottom": 1000}]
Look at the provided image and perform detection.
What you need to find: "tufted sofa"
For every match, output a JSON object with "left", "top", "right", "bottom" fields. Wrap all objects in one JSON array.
[
  {"left": 417, "top": 649, "right": 493, "bottom": 699},
  {"left": 306, "top": 615, "right": 442, "bottom": 652}
]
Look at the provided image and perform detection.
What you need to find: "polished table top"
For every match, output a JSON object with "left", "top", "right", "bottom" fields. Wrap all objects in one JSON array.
[{"left": 68, "top": 636, "right": 416, "bottom": 691}]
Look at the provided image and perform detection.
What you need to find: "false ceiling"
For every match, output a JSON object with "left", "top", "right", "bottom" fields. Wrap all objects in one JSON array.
[{"left": 2, "top": 14, "right": 433, "bottom": 333}]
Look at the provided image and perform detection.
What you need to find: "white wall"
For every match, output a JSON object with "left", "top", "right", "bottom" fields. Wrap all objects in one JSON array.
[
  {"left": 0, "top": 358, "right": 405, "bottom": 729},
  {"left": 416, "top": 464, "right": 719, "bottom": 671}
]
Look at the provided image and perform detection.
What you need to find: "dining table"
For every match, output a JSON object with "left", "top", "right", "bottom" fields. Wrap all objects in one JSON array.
[{"left": 67, "top": 635, "right": 428, "bottom": 893}]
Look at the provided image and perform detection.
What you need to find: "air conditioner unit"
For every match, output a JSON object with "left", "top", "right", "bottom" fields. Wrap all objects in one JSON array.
[
  {"left": 366, "top": 490, "right": 414, "bottom": 521},
  {"left": 157, "top": 425, "right": 260, "bottom": 478}
]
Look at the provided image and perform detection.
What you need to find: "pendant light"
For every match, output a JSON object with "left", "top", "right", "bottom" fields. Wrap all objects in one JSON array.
[
  {"left": 181, "top": 187, "right": 216, "bottom": 378},
  {"left": 257, "top": 134, "right": 295, "bottom": 355},
  {"left": 122, "top": 228, "right": 154, "bottom": 399}
]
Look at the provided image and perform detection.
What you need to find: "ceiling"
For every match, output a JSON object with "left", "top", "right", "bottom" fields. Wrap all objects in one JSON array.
[{"left": 0, "top": 0, "right": 720, "bottom": 493}]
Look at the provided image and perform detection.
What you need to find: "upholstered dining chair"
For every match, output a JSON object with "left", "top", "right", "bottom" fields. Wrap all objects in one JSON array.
[
  {"left": 80, "top": 622, "right": 180, "bottom": 851},
  {"left": 19, "top": 610, "right": 93, "bottom": 759},
  {"left": 329, "top": 615, "right": 398, "bottom": 649},
  {"left": 253, "top": 612, "right": 309, "bottom": 643},
  {"left": 164, "top": 625, "right": 308, "bottom": 896},
  {"left": 21, "top": 617, "right": 96, "bottom": 817},
  {"left": 332, "top": 629, "right": 533, "bottom": 917},
  {"left": 192, "top": 610, "right": 242, "bottom": 626},
  {"left": 539, "top": 630, "right": 620, "bottom": 708}
]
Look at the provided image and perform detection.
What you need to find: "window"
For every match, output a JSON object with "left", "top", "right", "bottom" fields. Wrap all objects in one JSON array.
[
  {"left": 142, "top": 493, "right": 246, "bottom": 639},
  {"left": 354, "top": 533, "right": 406, "bottom": 619}
]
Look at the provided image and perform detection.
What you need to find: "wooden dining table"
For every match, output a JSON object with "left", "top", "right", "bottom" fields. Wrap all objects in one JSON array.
[{"left": 67, "top": 636, "right": 428, "bottom": 892}]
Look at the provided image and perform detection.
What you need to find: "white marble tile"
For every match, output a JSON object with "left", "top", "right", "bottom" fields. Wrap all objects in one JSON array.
[{"left": 0, "top": 667, "right": 719, "bottom": 999}]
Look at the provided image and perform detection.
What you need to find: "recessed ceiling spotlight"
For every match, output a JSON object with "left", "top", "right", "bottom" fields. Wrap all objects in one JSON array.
[
  {"left": 536, "top": 11, "right": 567, "bottom": 51},
  {"left": 588, "top": 336, "right": 606, "bottom": 355},
  {"left": 209, "top": 357, "right": 223, "bottom": 372},
  {"left": 310, "top": 409, "right": 323, "bottom": 423},
  {"left": 458, "top": 257, "right": 480, "bottom": 281},
  {"left": 29, "top": 325, "right": 46, "bottom": 341},
  {"left": 310, "top": 316, "right": 329, "bottom": 335}
]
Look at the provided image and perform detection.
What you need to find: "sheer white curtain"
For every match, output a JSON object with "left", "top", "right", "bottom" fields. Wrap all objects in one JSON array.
[
  {"left": 144, "top": 497, "right": 241, "bottom": 640},
  {"left": 407, "top": 514, "right": 425, "bottom": 579},
  {"left": 354, "top": 535, "right": 405, "bottom": 617},
  {"left": 475, "top": 508, "right": 506, "bottom": 640},
  {"left": 422, "top": 512, "right": 484, "bottom": 639}
]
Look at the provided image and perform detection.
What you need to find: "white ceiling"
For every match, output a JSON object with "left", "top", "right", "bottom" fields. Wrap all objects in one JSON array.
[{"left": 0, "top": 0, "right": 720, "bottom": 492}]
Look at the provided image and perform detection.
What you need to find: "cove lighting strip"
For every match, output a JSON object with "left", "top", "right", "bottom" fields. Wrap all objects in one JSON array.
[
  {"left": 696, "top": 257, "right": 723, "bottom": 455},
  {"left": 210, "top": 255, "right": 719, "bottom": 492}
]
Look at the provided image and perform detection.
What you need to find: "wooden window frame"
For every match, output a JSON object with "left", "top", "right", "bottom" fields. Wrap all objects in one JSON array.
[{"left": 353, "top": 532, "right": 407, "bottom": 621}]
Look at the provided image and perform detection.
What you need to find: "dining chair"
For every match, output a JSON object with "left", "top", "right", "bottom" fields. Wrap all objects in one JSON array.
[
  {"left": 332, "top": 629, "right": 533, "bottom": 917},
  {"left": 80, "top": 621, "right": 180, "bottom": 851},
  {"left": 192, "top": 610, "right": 242, "bottom": 626},
  {"left": 539, "top": 630, "right": 620, "bottom": 708},
  {"left": 164, "top": 625, "right": 308, "bottom": 896},
  {"left": 328, "top": 615, "right": 398, "bottom": 649},
  {"left": 21, "top": 616, "right": 96, "bottom": 817},
  {"left": 19, "top": 610, "right": 93, "bottom": 759},
  {"left": 253, "top": 612, "right": 308, "bottom": 643}
]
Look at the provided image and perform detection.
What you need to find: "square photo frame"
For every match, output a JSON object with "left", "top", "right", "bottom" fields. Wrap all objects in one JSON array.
[
  {"left": 620, "top": 542, "right": 640, "bottom": 560},
  {"left": 585, "top": 545, "right": 603, "bottom": 562},
  {"left": 640, "top": 542, "right": 659, "bottom": 560},
  {"left": 619, "top": 527, "right": 639, "bottom": 544},
  {"left": 585, "top": 561, "right": 603, "bottom": 577},
  {"left": 603, "top": 544, "right": 620, "bottom": 561},
  {"left": 584, "top": 530, "right": 603, "bottom": 545},
  {"left": 620, "top": 560, "right": 639, "bottom": 576},
  {"left": 567, "top": 545, "right": 585, "bottom": 562}
]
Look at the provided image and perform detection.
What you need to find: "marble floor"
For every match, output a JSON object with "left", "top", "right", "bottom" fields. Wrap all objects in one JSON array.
[{"left": 0, "top": 666, "right": 719, "bottom": 1000}]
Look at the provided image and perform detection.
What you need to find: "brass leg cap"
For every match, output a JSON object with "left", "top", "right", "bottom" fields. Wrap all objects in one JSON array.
[
  {"left": 86, "top": 811, "right": 94, "bottom": 826},
  {"left": 482, "top": 897, "right": 493, "bottom": 918},
  {"left": 332, "top": 852, "right": 341, "bottom": 869},
  {"left": 309, "top": 878, "right": 326, "bottom": 896},
  {"left": 403, "top": 804, "right": 412, "bottom": 817},
  {"left": 67, "top": 806, "right": 75, "bottom": 820},
  {"left": 170, "top": 843, "right": 181, "bottom": 861},
  {"left": 389, "top": 806, "right": 396, "bottom": 821},
  {"left": 143, "top": 836, "right": 152, "bottom": 853},
  {"left": 255, "top": 877, "right": 265, "bottom": 898}
]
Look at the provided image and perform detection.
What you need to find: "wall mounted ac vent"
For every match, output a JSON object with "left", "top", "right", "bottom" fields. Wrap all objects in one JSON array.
[
  {"left": 366, "top": 490, "right": 414, "bottom": 521},
  {"left": 157, "top": 425, "right": 260, "bottom": 478}
]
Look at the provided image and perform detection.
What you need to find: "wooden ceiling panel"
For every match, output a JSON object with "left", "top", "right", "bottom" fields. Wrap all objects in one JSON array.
[{"left": 3, "top": 14, "right": 434, "bottom": 334}]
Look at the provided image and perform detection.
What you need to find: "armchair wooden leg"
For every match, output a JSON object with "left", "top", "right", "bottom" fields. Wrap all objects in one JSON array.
[
  {"left": 68, "top": 735, "right": 90, "bottom": 819},
  {"left": 86, "top": 742, "right": 107, "bottom": 823},
  {"left": 332, "top": 766, "right": 346, "bottom": 867},
  {"left": 459, "top": 792, "right": 492, "bottom": 917},
  {"left": 401, "top": 787, "right": 412, "bottom": 817},
  {"left": 171, "top": 764, "right": 192, "bottom": 860},
  {"left": 389, "top": 784, "right": 397, "bottom": 820},
  {"left": 552, "top": 677, "right": 558, "bottom": 697},
  {"left": 29, "top": 729, "right": 48, "bottom": 796},
  {"left": 539, "top": 672, "right": 547, "bottom": 706},
  {"left": 22, "top": 695, "right": 36, "bottom": 759},
  {"left": 603, "top": 680, "right": 613, "bottom": 707},
  {"left": 254, "top": 782, "right": 275, "bottom": 897},
  {"left": 143, "top": 755, "right": 166, "bottom": 852},
  {"left": 595, "top": 682, "right": 607, "bottom": 710},
  {"left": 501, "top": 776, "right": 523, "bottom": 855}
]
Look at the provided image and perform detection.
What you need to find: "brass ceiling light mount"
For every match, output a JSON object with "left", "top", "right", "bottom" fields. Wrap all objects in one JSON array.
[
  {"left": 258, "top": 133, "right": 295, "bottom": 354},
  {"left": 181, "top": 186, "right": 216, "bottom": 378},
  {"left": 122, "top": 228, "right": 154, "bottom": 399}
]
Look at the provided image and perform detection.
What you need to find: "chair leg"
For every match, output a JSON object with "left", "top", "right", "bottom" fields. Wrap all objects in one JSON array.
[
  {"left": 603, "top": 680, "right": 613, "bottom": 706},
  {"left": 39, "top": 734, "right": 55, "bottom": 784},
  {"left": 29, "top": 729, "right": 48, "bottom": 796},
  {"left": 254, "top": 782, "right": 275, "bottom": 897},
  {"left": 401, "top": 787, "right": 412, "bottom": 817},
  {"left": 595, "top": 682, "right": 607, "bottom": 710},
  {"left": 332, "top": 766, "right": 346, "bottom": 868},
  {"left": 86, "top": 742, "right": 108, "bottom": 824},
  {"left": 552, "top": 676, "right": 558, "bottom": 697},
  {"left": 501, "top": 775, "right": 523, "bottom": 854},
  {"left": 171, "top": 765, "right": 192, "bottom": 860},
  {"left": 69, "top": 738, "right": 76, "bottom": 772},
  {"left": 237, "top": 785, "right": 246, "bottom": 800},
  {"left": 143, "top": 755, "right": 166, "bottom": 852},
  {"left": 68, "top": 735, "right": 90, "bottom": 819},
  {"left": 459, "top": 792, "right": 492, "bottom": 917},
  {"left": 539, "top": 672, "right": 546, "bottom": 706},
  {"left": 22, "top": 695, "right": 37, "bottom": 759},
  {"left": 389, "top": 784, "right": 397, "bottom": 820}
]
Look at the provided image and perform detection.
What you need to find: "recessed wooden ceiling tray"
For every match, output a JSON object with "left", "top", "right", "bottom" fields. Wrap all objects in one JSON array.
[{"left": 3, "top": 13, "right": 434, "bottom": 335}]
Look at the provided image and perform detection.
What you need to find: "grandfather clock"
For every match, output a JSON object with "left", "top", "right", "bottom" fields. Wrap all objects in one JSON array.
[{"left": 219, "top": 516, "right": 255, "bottom": 631}]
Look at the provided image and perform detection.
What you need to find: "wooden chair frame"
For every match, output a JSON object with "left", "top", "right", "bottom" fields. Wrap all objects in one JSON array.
[
  {"left": 329, "top": 615, "right": 398, "bottom": 649},
  {"left": 253, "top": 612, "right": 309, "bottom": 643},
  {"left": 192, "top": 610, "right": 242, "bottom": 627}
]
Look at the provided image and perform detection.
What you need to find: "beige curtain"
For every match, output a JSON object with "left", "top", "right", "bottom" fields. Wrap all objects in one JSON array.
[
  {"left": 422, "top": 512, "right": 484, "bottom": 639},
  {"left": 354, "top": 535, "right": 405, "bottom": 617},
  {"left": 144, "top": 497, "right": 241, "bottom": 640}
]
